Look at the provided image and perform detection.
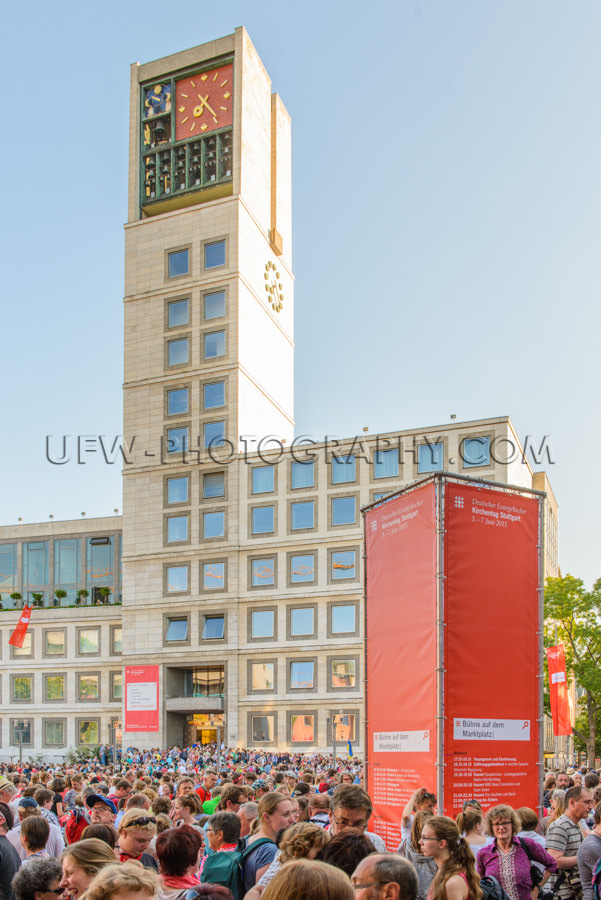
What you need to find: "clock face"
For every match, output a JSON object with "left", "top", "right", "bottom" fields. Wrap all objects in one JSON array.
[
  {"left": 175, "top": 63, "right": 233, "bottom": 141},
  {"left": 264, "top": 261, "right": 284, "bottom": 313}
]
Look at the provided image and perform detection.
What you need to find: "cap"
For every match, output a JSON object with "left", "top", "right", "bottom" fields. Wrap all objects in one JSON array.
[
  {"left": 85, "top": 795, "right": 117, "bottom": 814},
  {"left": 18, "top": 798, "right": 38, "bottom": 809},
  {"left": 0, "top": 778, "right": 13, "bottom": 792}
]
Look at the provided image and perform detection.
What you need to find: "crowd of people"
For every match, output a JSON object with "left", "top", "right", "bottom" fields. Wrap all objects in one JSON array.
[{"left": 0, "top": 755, "right": 599, "bottom": 900}]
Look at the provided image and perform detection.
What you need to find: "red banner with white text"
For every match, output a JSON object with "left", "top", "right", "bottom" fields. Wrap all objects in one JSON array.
[
  {"left": 443, "top": 482, "right": 541, "bottom": 816},
  {"left": 8, "top": 605, "right": 32, "bottom": 648},
  {"left": 365, "top": 484, "right": 437, "bottom": 850},
  {"left": 124, "top": 665, "right": 159, "bottom": 732},
  {"left": 546, "top": 645, "right": 572, "bottom": 736}
]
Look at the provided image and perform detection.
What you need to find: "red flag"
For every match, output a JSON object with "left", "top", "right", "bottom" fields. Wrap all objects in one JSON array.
[
  {"left": 546, "top": 644, "right": 572, "bottom": 736},
  {"left": 9, "top": 605, "right": 32, "bottom": 648}
]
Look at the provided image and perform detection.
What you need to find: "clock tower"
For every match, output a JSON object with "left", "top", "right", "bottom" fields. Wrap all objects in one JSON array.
[{"left": 122, "top": 28, "right": 294, "bottom": 747}]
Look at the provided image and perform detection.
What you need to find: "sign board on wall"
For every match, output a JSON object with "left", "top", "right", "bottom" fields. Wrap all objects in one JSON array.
[{"left": 124, "top": 665, "right": 159, "bottom": 732}]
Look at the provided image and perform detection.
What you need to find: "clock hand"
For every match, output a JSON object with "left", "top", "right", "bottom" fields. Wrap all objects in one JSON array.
[{"left": 197, "top": 93, "right": 218, "bottom": 118}]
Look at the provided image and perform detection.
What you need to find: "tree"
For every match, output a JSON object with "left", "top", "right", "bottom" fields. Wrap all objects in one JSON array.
[{"left": 545, "top": 575, "right": 601, "bottom": 767}]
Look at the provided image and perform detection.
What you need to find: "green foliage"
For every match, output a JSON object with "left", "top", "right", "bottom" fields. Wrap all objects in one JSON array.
[{"left": 545, "top": 575, "right": 601, "bottom": 764}]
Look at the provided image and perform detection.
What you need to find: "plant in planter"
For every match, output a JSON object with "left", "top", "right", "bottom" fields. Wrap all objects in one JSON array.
[
  {"left": 31, "top": 592, "right": 44, "bottom": 608},
  {"left": 98, "top": 587, "right": 112, "bottom": 605},
  {"left": 76, "top": 589, "right": 89, "bottom": 606},
  {"left": 10, "top": 592, "right": 22, "bottom": 609},
  {"left": 54, "top": 589, "right": 67, "bottom": 607}
]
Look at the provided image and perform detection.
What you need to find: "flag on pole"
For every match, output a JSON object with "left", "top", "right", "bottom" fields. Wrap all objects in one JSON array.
[
  {"left": 546, "top": 644, "right": 572, "bottom": 736},
  {"left": 9, "top": 605, "right": 32, "bottom": 649},
  {"left": 348, "top": 740, "right": 353, "bottom": 757}
]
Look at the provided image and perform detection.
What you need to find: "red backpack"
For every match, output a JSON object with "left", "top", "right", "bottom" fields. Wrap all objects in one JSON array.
[{"left": 64, "top": 808, "right": 91, "bottom": 844}]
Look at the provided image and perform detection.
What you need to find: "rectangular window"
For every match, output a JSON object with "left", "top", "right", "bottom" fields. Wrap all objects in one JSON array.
[
  {"left": 290, "top": 500, "right": 314, "bottom": 530},
  {"left": 167, "top": 338, "right": 189, "bottom": 366},
  {"left": 0, "top": 543, "right": 17, "bottom": 592},
  {"left": 54, "top": 539, "right": 80, "bottom": 585},
  {"left": 331, "top": 550, "right": 356, "bottom": 580},
  {"left": 111, "top": 627, "right": 123, "bottom": 655},
  {"left": 168, "top": 298, "right": 189, "bottom": 327},
  {"left": 251, "top": 662, "right": 275, "bottom": 691},
  {"left": 111, "top": 673, "right": 123, "bottom": 701},
  {"left": 12, "top": 676, "right": 32, "bottom": 701},
  {"left": 204, "top": 330, "right": 225, "bottom": 358},
  {"left": 290, "top": 607, "right": 315, "bottom": 636},
  {"left": 291, "top": 714, "right": 315, "bottom": 743},
  {"left": 44, "top": 720, "right": 64, "bottom": 746},
  {"left": 203, "top": 511, "right": 225, "bottom": 538},
  {"left": 203, "top": 561, "right": 225, "bottom": 590},
  {"left": 331, "top": 455, "right": 356, "bottom": 484},
  {"left": 204, "top": 240, "right": 226, "bottom": 269},
  {"left": 202, "top": 615, "right": 225, "bottom": 640},
  {"left": 252, "top": 466, "right": 274, "bottom": 494},
  {"left": 417, "top": 442, "right": 443, "bottom": 473},
  {"left": 331, "top": 713, "right": 356, "bottom": 743},
  {"left": 13, "top": 632, "right": 32, "bottom": 657},
  {"left": 331, "top": 496, "right": 356, "bottom": 525},
  {"left": 332, "top": 604, "right": 356, "bottom": 634},
  {"left": 204, "top": 290, "right": 226, "bottom": 320},
  {"left": 166, "top": 618, "right": 188, "bottom": 642},
  {"left": 168, "top": 249, "right": 189, "bottom": 278},
  {"left": 78, "top": 629, "right": 100, "bottom": 654},
  {"left": 203, "top": 472, "right": 225, "bottom": 499},
  {"left": 251, "top": 610, "right": 275, "bottom": 639},
  {"left": 290, "top": 554, "right": 315, "bottom": 584},
  {"left": 204, "top": 381, "right": 225, "bottom": 409},
  {"left": 167, "top": 387, "right": 189, "bottom": 415},
  {"left": 45, "top": 630, "right": 65, "bottom": 656},
  {"left": 251, "top": 558, "right": 275, "bottom": 587},
  {"left": 166, "top": 566, "right": 188, "bottom": 593},
  {"left": 374, "top": 492, "right": 389, "bottom": 502},
  {"left": 11, "top": 720, "right": 32, "bottom": 745},
  {"left": 251, "top": 715, "right": 275, "bottom": 743},
  {"left": 290, "top": 661, "right": 315, "bottom": 690},
  {"left": 462, "top": 436, "right": 491, "bottom": 468},
  {"left": 167, "top": 516, "right": 188, "bottom": 542},
  {"left": 252, "top": 506, "right": 274, "bottom": 535},
  {"left": 204, "top": 421, "right": 225, "bottom": 449},
  {"left": 291, "top": 461, "right": 314, "bottom": 489},
  {"left": 167, "top": 476, "right": 189, "bottom": 504},
  {"left": 332, "top": 659, "right": 356, "bottom": 688},
  {"left": 374, "top": 449, "right": 399, "bottom": 479},
  {"left": 78, "top": 720, "right": 99, "bottom": 745},
  {"left": 78, "top": 675, "right": 100, "bottom": 701},
  {"left": 45, "top": 675, "right": 65, "bottom": 700},
  {"left": 167, "top": 426, "right": 188, "bottom": 454},
  {"left": 23, "top": 541, "right": 49, "bottom": 586}
]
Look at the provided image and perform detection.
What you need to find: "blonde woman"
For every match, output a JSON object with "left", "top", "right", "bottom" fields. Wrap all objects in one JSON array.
[
  {"left": 246, "top": 822, "right": 330, "bottom": 899},
  {"left": 261, "top": 859, "right": 353, "bottom": 900},
  {"left": 542, "top": 790, "right": 566, "bottom": 835},
  {"left": 61, "top": 839, "right": 119, "bottom": 900},
  {"left": 242, "top": 792, "right": 294, "bottom": 893},
  {"left": 80, "top": 861, "right": 159, "bottom": 900}
]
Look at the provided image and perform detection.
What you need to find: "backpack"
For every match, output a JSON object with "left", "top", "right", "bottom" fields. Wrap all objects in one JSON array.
[
  {"left": 64, "top": 808, "right": 90, "bottom": 844},
  {"left": 480, "top": 875, "right": 513, "bottom": 900},
  {"left": 201, "top": 847, "right": 245, "bottom": 900}
]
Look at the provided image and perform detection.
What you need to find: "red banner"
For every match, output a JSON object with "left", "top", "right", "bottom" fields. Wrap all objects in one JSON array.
[
  {"left": 443, "top": 482, "right": 541, "bottom": 816},
  {"left": 8, "top": 606, "right": 32, "bottom": 648},
  {"left": 124, "top": 665, "right": 159, "bottom": 732},
  {"left": 365, "top": 484, "right": 437, "bottom": 850},
  {"left": 546, "top": 645, "right": 572, "bottom": 736}
]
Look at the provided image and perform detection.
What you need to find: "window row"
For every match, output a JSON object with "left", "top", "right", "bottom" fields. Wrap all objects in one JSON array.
[
  {"left": 247, "top": 656, "right": 359, "bottom": 694},
  {"left": 247, "top": 710, "right": 360, "bottom": 746},
  {"left": 9, "top": 671, "right": 122, "bottom": 703},
  {"left": 164, "top": 601, "right": 359, "bottom": 645},
  {"left": 167, "top": 240, "right": 227, "bottom": 280},
  {"left": 4, "top": 717, "right": 111, "bottom": 748},
  {"left": 166, "top": 329, "right": 227, "bottom": 368},
  {"left": 0, "top": 535, "right": 120, "bottom": 599},
  {"left": 165, "top": 379, "right": 227, "bottom": 417},
  {"left": 165, "top": 548, "right": 359, "bottom": 594},
  {"left": 3, "top": 626, "right": 122, "bottom": 659},
  {"left": 165, "top": 289, "right": 227, "bottom": 331}
]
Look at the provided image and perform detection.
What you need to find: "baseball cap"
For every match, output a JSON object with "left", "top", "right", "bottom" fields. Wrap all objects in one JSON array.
[
  {"left": 18, "top": 798, "right": 38, "bottom": 809},
  {"left": 85, "top": 795, "right": 117, "bottom": 814}
]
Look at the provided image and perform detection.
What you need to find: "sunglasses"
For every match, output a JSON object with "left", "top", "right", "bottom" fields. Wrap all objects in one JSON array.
[{"left": 126, "top": 817, "right": 156, "bottom": 827}]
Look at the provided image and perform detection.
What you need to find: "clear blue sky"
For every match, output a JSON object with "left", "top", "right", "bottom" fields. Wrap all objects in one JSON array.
[{"left": 2, "top": 1, "right": 600, "bottom": 587}]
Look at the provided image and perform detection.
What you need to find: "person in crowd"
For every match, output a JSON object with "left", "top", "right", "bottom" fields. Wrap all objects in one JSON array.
[
  {"left": 214, "top": 787, "right": 248, "bottom": 817},
  {"left": 155, "top": 825, "right": 203, "bottom": 900},
  {"left": 328, "top": 785, "right": 386, "bottom": 852},
  {"left": 80, "top": 826, "right": 117, "bottom": 849},
  {"left": 260, "top": 858, "right": 353, "bottom": 900},
  {"left": 194, "top": 774, "right": 218, "bottom": 808},
  {"left": 544, "top": 777, "right": 557, "bottom": 810},
  {"left": 401, "top": 789, "right": 437, "bottom": 844},
  {"left": 11, "top": 857, "right": 62, "bottom": 900},
  {"left": 0, "top": 801, "right": 21, "bottom": 900},
  {"left": 8, "top": 801, "right": 65, "bottom": 861},
  {"left": 20, "top": 818, "right": 50, "bottom": 865},
  {"left": 456, "top": 807, "right": 492, "bottom": 857},
  {"left": 48, "top": 782, "right": 64, "bottom": 821},
  {"left": 351, "top": 853, "right": 419, "bottom": 900},
  {"left": 183, "top": 888, "right": 234, "bottom": 900},
  {"left": 308, "top": 793, "right": 330, "bottom": 828},
  {"left": 419, "top": 816, "right": 482, "bottom": 900},
  {"left": 33, "top": 791, "right": 60, "bottom": 830},
  {"left": 477, "top": 805, "right": 558, "bottom": 900},
  {"left": 78, "top": 861, "right": 159, "bottom": 900},
  {"left": 546, "top": 786, "right": 594, "bottom": 900},
  {"left": 543, "top": 790, "right": 567, "bottom": 836},
  {"left": 60, "top": 839, "right": 119, "bottom": 900},
  {"left": 577, "top": 801, "right": 601, "bottom": 900},
  {"left": 315, "top": 832, "right": 373, "bottom": 879},
  {"left": 397, "top": 811, "right": 437, "bottom": 900},
  {"left": 241, "top": 793, "right": 294, "bottom": 893},
  {"left": 246, "top": 821, "right": 329, "bottom": 895},
  {"left": 85, "top": 798, "right": 117, "bottom": 829},
  {"left": 237, "top": 804, "right": 257, "bottom": 840},
  {"left": 172, "top": 797, "right": 202, "bottom": 830},
  {"left": 115, "top": 810, "right": 158, "bottom": 870},
  {"left": 516, "top": 809, "right": 546, "bottom": 853}
]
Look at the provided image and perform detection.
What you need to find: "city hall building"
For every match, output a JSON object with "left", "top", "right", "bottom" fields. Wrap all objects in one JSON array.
[{"left": 0, "top": 29, "right": 559, "bottom": 758}]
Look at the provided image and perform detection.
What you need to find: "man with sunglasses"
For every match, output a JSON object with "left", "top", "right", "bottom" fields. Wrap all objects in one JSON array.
[
  {"left": 352, "top": 853, "right": 419, "bottom": 900},
  {"left": 116, "top": 807, "right": 158, "bottom": 870},
  {"left": 328, "top": 785, "right": 387, "bottom": 852}
]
